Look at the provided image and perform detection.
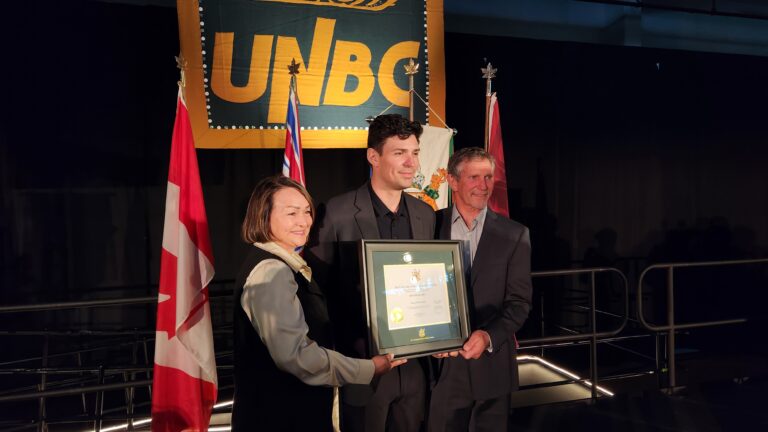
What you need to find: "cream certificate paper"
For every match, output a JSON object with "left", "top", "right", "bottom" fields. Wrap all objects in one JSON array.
[{"left": 382, "top": 263, "right": 451, "bottom": 330}]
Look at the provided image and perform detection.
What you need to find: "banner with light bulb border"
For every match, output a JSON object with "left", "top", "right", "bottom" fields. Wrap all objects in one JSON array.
[{"left": 176, "top": 0, "right": 446, "bottom": 149}]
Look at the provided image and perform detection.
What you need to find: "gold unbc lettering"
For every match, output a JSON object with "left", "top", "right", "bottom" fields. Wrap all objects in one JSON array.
[
  {"left": 211, "top": 33, "right": 274, "bottom": 103},
  {"left": 378, "top": 41, "right": 420, "bottom": 107},
  {"left": 268, "top": 18, "right": 336, "bottom": 124},
  {"left": 324, "top": 41, "right": 374, "bottom": 106}
]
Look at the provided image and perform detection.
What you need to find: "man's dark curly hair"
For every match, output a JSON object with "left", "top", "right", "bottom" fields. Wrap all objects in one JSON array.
[{"left": 367, "top": 114, "right": 423, "bottom": 153}]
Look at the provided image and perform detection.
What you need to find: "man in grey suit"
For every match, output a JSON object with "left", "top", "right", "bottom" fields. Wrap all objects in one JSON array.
[
  {"left": 429, "top": 147, "right": 532, "bottom": 432},
  {"left": 307, "top": 114, "right": 436, "bottom": 432}
]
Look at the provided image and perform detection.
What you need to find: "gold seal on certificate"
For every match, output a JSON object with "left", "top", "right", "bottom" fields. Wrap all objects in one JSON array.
[{"left": 359, "top": 240, "right": 471, "bottom": 359}]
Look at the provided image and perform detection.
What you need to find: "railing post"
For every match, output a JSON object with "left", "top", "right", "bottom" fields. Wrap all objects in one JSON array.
[
  {"left": 94, "top": 365, "right": 105, "bottom": 432},
  {"left": 539, "top": 286, "right": 546, "bottom": 359},
  {"left": 666, "top": 267, "right": 676, "bottom": 390},
  {"left": 654, "top": 333, "right": 661, "bottom": 387},
  {"left": 37, "top": 335, "right": 49, "bottom": 432},
  {"left": 143, "top": 338, "right": 152, "bottom": 399},
  {"left": 589, "top": 271, "right": 598, "bottom": 400},
  {"left": 77, "top": 352, "right": 88, "bottom": 414},
  {"left": 126, "top": 338, "right": 138, "bottom": 432}
]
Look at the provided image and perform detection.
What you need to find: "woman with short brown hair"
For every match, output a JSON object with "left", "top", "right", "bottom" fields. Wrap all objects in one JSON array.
[{"left": 231, "top": 175, "right": 403, "bottom": 431}]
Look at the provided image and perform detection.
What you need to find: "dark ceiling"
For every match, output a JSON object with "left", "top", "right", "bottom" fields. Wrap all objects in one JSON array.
[
  {"left": 444, "top": 0, "right": 768, "bottom": 57},
  {"left": 99, "top": 0, "right": 768, "bottom": 57}
]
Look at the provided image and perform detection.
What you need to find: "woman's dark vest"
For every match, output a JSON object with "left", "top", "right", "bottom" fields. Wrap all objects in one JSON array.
[{"left": 231, "top": 246, "right": 334, "bottom": 431}]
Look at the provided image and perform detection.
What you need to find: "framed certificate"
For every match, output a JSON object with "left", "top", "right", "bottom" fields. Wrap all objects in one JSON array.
[{"left": 359, "top": 240, "right": 471, "bottom": 359}]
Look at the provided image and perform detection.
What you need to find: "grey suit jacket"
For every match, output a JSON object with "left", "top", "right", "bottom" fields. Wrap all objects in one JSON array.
[
  {"left": 306, "top": 183, "right": 436, "bottom": 358},
  {"left": 436, "top": 207, "right": 533, "bottom": 399}
]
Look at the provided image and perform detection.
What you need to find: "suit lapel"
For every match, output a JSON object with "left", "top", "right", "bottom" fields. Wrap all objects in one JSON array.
[
  {"left": 405, "top": 194, "right": 427, "bottom": 240},
  {"left": 438, "top": 207, "right": 452, "bottom": 240},
  {"left": 353, "top": 184, "right": 380, "bottom": 239},
  {"left": 471, "top": 210, "right": 497, "bottom": 286}
]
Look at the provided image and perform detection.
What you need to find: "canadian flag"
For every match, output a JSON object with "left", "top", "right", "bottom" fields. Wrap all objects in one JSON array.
[
  {"left": 151, "top": 88, "right": 218, "bottom": 431},
  {"left": 487, "top": 92, "right": 509, "bottom": 218}
]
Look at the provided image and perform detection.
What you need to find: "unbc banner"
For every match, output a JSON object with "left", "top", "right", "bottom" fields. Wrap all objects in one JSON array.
[{"left": 177, "top": 0, "right": 446, "bottom": 148}]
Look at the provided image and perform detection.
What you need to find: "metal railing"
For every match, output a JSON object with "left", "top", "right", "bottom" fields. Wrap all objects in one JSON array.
[
  {"left": 0, "top": 291, "right": 233, "bottom": 432},
  {"left": 637, "top": 257, "right": 768, "bottom": 390},
  {"left": 1, "top": 258, "right": 764, "bottom": 429},
  {"left": 0, "top": 297, "right": 158, "bottom": 314},
  {"left": 0, "top": 268, "right": 633, "bottom": 422},
  {"left": 520, "top": 267, "right": 630, "bottom": 399}
]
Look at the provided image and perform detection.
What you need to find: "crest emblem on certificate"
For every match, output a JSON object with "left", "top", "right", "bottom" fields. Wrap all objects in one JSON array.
[{"left": 410, "top": 269, "right": 422, "bottom": 284}]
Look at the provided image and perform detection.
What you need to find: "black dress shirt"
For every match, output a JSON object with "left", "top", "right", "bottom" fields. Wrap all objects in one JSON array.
[{"left": 368, "top": 184, "right": 413, "bottom": 240}]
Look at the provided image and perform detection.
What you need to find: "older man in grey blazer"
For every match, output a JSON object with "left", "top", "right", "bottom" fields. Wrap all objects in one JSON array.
[
  {"left": 307, "top": 114, "right": 436, "bottom": 432},
  {"left": 429, "top": 147, "right": 532, "bottom": 432}
]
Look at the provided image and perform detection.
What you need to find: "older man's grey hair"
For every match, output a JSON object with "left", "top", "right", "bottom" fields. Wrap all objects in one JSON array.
[{"left": 447, "top": 147, "right": 496, "bottom": 178}]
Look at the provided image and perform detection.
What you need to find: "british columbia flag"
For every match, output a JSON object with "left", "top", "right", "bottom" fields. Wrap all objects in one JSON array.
[{"left": 283, "top": 77, "right": 305, "bottom": 186}]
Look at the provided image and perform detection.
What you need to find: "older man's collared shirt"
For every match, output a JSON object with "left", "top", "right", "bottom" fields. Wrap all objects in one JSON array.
[
  {"left": 369, "top": 183, "right": 413, "bottom": 240},
  {"left": 451, "top": 206, "right": 493, "bottom": 353},
  {"left": 451, "top": 206, "right": 488, "bottom": 266}
]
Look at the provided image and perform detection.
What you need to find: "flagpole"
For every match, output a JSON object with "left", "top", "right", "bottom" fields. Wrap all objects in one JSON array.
[
  {"left": 481, "top": 62, "right": 497, "bottom": 150},
  {"left": 405, "top": 58, "right": 419, "bottom": 121}
]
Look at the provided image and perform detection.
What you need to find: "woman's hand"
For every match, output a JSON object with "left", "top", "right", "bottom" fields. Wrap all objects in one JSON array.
[{"left": 372, "top": 353, "right": 407, "bottom": 376}]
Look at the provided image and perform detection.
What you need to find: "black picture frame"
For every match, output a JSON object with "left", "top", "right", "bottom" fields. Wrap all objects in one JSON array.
[{"left": 359, "top": 239, "right": 471, "bottom": 359}]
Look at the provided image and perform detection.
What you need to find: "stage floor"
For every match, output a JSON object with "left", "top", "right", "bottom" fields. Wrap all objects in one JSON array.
[{"left": 509, "top": 377, "right": 768, "bottom": 432}]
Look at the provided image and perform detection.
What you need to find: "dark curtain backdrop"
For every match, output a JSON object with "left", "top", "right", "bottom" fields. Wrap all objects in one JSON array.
[
  {"left": 445, "top": 32, "right": 768, "bottom": 268},
  {"left": 2, "top": 2, "right": 767, "bottom": 324}
]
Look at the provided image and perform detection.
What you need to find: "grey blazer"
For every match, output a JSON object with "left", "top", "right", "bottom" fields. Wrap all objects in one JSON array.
[
  {"left": 306, "top": 182, "right": 436, "bottom": 358},
  {"left": 435, "top": 207, "right": 533, "bottom": 399}
]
